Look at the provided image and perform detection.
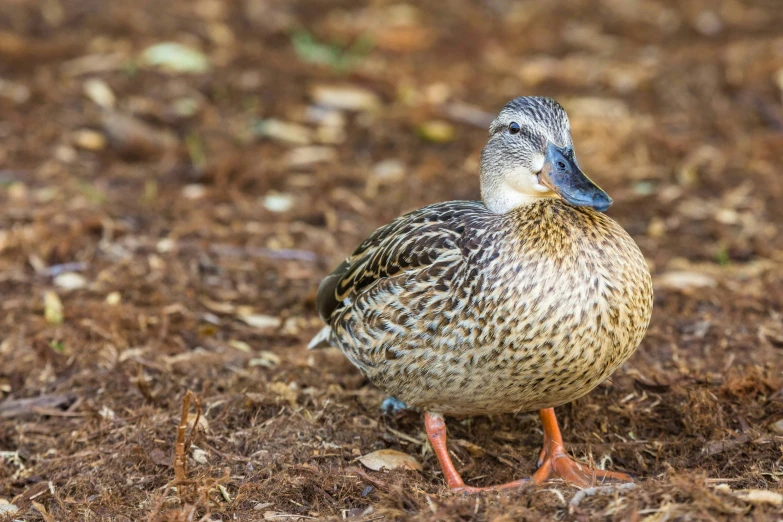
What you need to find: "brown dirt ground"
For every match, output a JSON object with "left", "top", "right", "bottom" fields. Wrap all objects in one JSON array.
[{"left": 1, "top": 0, "right": 783, "bottom": 520}]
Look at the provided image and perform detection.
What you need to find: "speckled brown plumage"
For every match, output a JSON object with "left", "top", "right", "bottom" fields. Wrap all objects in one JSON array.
[{"left": 316, "top": 198, "right": 652, "bottom": 416}]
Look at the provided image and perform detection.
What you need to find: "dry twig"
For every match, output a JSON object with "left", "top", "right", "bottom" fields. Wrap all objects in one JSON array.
[{"left": 174, "top": 390, "right": 202, "bottom": 486}]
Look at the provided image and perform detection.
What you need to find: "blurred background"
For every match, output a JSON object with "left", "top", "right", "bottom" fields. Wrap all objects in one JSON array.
[{"left": 0, "top": 1, "right": 782, "bottom": 520}]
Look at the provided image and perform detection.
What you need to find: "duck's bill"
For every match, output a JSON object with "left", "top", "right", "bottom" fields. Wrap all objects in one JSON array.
[{"left": 538, "top": 143, "right": 613, "bottom": 212}]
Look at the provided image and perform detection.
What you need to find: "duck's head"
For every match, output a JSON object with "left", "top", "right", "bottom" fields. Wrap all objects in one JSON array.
[{"left": 480, "top": 96, "right": 612, "bottom": 214}]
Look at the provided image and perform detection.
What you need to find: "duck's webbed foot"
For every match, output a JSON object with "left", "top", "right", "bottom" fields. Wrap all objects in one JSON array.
[
  {"left": 533, "top": 408, "right": 633, "bottom": 487},
  {"left": 381, "top": 396, "right": 409, "bottom": 414},
  {"left": 423, "top": 409, "right": 634, "bottom": 494}
]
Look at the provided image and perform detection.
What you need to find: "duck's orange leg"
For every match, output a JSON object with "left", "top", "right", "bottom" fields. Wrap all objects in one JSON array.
[
  {"left": 424, "top": 412, "right": 528, "bottom": 493},
  {"left": 532, "top": 408, "right": 633, "bottom": 487},
  {"left": 424, "top": 409, "right": 633, "bottom": 493}
]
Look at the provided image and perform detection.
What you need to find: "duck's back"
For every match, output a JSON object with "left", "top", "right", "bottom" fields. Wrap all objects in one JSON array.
[{"left": 317, "top": 199, "right": 653, "bottom": 416}]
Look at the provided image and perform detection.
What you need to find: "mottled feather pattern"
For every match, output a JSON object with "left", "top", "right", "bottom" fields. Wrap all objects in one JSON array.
[
  {"left": 317, "top": 199, "right": 653, "bottom": 416},
  {"left": 317, "top": 201, "right": 486, "bottom": 322}
]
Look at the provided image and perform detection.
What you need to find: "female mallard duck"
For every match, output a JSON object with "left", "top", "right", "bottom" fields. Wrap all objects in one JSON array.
[{"left": 310, "top": 96, "right": 653, "bottom": 492}]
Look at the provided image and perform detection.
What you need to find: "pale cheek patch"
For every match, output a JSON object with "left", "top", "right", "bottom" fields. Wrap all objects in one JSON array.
[
  {"left": 529, "top": 154, "right": 549, "bottom": 193},
  {"left": 531, "top": 175, "right": 550, "bottom": 193},
  {"left": 530, "top": 153, "right": 545, "bottom": 174}
]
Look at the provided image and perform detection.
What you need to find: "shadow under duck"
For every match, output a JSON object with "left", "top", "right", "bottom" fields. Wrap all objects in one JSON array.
[{"left": 310, "top": 96, "right": 653, "bottom": 492}]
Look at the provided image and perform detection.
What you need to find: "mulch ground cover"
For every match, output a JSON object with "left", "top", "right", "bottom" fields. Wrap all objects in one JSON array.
[{"left": 1, "top": 1, "right": 782, "bottom": 520}]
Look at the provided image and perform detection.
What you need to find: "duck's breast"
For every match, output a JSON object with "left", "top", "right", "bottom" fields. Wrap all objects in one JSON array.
[{"left": 449, "top": 200, "right": 653, "bottom": 413}]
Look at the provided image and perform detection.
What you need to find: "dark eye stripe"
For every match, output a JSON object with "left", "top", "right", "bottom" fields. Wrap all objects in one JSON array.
[{"left": 508, "top": 122, "right": 521, "bottom": 134}]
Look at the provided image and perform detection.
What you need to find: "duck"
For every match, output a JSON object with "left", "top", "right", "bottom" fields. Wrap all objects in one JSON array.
[{"left": 309, "top": 96, "right": 653, "bottom": 493}]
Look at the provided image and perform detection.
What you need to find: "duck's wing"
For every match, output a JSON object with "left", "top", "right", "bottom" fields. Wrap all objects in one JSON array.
[{"left": 315, "top": 201, "right": 488, "bottom": 326}]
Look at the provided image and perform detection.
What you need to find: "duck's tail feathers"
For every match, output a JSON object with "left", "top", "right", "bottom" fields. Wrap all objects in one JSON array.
[{"left": 307, "top": 325, "right": 332, "bottom": 350}]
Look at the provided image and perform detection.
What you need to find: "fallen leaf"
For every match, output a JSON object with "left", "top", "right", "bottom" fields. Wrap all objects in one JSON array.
[
  {"left": 283, "top": 146, "right": 337, "bottom": 168},
  {"left": 229, "top": 340, "right": 252, "bottom": 352},
  {"left": 310, "top": 85, "right": 380, "bottom": 111},
  {"left": 654, "top": 271, "right": 717, "bottom": 291},
  {"left": 72, "top": 129, "right": 107, "bottom": 151},
  {"left": 0, "top": 499, "right": 18, "bottom": 515},
  {"left": 182, "top": 184, "right": 207, "bottom": 200},
  {"left": 244, "top": 392, "right": 265, "bottom": 406},
  {"left": 54, "top": 272, "right": 87, "bottom": 290},
  {"left": 249, "top": 351, "right": 281, "bottom": 368},
  {"left": 187, "top": 412, "right": 209, "bottom": 432},
  {"left": 445, "top": 101, "right": 494, "bottom": 128},
  {"left": 106, "top": 291, "right": 121, "bottom": 305},
  {"left": 262, "top": 192, "right": 295, "bottom": 212},
  {"left": 375, "top": 25, "right": 435, "bottom": 52},
  {"left": 359, "top": 449, "right": 422, "bottom": 471},
  {"left": 32, "top": 501, "right": 55, "bottom": 522},
  {"left": 254, "top": 119, "right": 312, "bottom": 145},
  {"left": 238, "top": 313, "right": 281, "bottom": 330},
  {"left": 148, "top": 448, "right": 169, "bottom": 467},
  {"left": 101, "top": 111, "right": 177, "bottom": 158},
  {"left": 417, "top": 120, "right": 455, "bottom": 143},
  {"left": 453, "top": 438, "right": 486, "bottom": 458},
  {"left": 191, "top": 447, "right": 209, "bottom": 464},
  {"left": 200, "top": 297, "right": 235, "bottom": 314},
  {"left": 83, "top": 78, "right": 115, "bottom": 108},
  {"left": 43, "top": 291, "right": 63, "bottom": 324},
  {"left": 733, "top": 489, "right": 783, "bottom": 506},
  {"left": 140, "top": 42, "right": 210, "bottom": 73},
  {"left": 98, "top": 406, "right": 116, "bottom": 421},
  {"left": 267, "top": 382, "right": 298, "bottom": 407},
  {"left": 759, "top": 323, "right": 783, "bottom": 348}
]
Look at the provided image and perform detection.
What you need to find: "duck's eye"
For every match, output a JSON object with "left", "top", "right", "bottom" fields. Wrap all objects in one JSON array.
[{"left": 508, "top": 122, "right": 521, "bottom": 134}]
